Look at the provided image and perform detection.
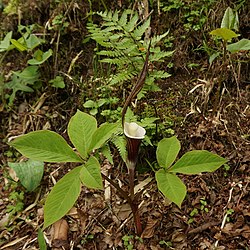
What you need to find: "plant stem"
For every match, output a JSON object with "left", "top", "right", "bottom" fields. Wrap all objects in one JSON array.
[
  {"left": 128, "top": 167, "right": 135, "bottom": 199},
  {"left": 101, "top": 172, "right": 143, "bottom": 235},
  {"left": 101, "top": 173, "right": 131, "bottom": 203},
  {"left": 131, "top": 202, "right": 143, "bottom": 235}
]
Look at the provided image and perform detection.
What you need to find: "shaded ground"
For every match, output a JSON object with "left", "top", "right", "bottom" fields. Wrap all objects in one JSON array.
[{"left": 1, "top": 0, "right": 250, "bottom": 249}]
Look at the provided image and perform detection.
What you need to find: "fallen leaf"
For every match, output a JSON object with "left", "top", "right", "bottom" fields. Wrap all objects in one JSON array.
[
  {"left": 51, "top": 219, "right": 69, "bottom": 249},
  {"left": 141, "top": 218, "right": 158, "bottom": 238},
  {"left": 117, "top": 203, "right": 132, "bottom": 220}
]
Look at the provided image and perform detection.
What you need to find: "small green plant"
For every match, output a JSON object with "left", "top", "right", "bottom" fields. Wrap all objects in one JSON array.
[
  {"left": 122, "top": 235, "right": 134, "bottom": 250},
  {"left": 159, "top": 240, "right": 173, "bottom": 247},
  {"left": 226, "top": 208, "right": 234, "bottom": 222},
  {"left": 80, "top": 234, "right": 95, "bottom": 245},
  {"left": 200, "top": 197, "right": 209, "bottom": 212},
  {"left": 161, "top": 0, "right": 215, "bottom": 31},
  {"left": 188, "top": 198, "right": 209, "bottom": 224},
  {"left": 0, "top": 25, "right": 53, "bottom": 107},
  {"left": 188, "top": 208, "right": 199, "bottom": 224},
  {"left": 49, "top": 14, "right": 69, "bottom": 31},
  {"left": 4, "top": 66, "right": 41, "bottom": 105},
  {"left": 223, "top": 164, "right": 230, "bottom": 177},
  {"left": 49, "top": 76, "right": 65, "bottom": 89},
  {"left": 84, "top": 97, "right": 119, "bottom": 116},
  {"left": 211, "top": 6, "right": 250, "bottom": 101},
  {"left": 6, "top": 190, "right": 24, "bottom": 216},
  {"left": 122, "top": 235, "right": 143, "bottom": 250},
  {"left": 209, "top": 7, "right": 250, "bottom": 62}
]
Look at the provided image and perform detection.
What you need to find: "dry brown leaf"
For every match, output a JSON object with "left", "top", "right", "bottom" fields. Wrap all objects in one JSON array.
[
  {"left": 134, "top": 177, "right": 153, "bottom": 194},
  {"left": 243, "top": 208, "right": 250, "bottom": 216},
  {"left": 141, "top": 218, "right": 158, "bottom": 239},
  {"left": 0, "top": 214, "right": 10, "bottom": 229},
  {"left": 0, "top": 236, "right": 28, "bottom": 249},
  {"left": 171, "top": 230, "right": 186, "bottom": 243},
  {"left": 222, "top": 223, "right": 234, "bottom": 235},
  {"left": 242, "top": 225, "right": 250, "bottom": 239},
  {"left": 117, "top": 203, "right": 132, "bottom": 220},
  {"left": 51, "top": 219, "right": 69, "bottom": 249},
  {"left": 77, "top": 208, "right": 88, "bottom": 233},
  {"left": 103, "top": 233, "right": 114, "bottom": 247}
]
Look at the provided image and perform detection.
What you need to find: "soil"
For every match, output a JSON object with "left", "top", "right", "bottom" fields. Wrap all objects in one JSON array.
[{"left": 0, "top": 1, "right": 250, "bottom": 249}]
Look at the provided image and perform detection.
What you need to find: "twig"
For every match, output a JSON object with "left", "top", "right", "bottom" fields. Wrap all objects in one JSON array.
[{"left": 101, "top": 173, "right": 132, "bottom": 204}]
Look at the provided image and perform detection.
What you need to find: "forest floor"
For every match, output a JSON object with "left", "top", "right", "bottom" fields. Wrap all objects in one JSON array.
[{"left": 0, "top": 1, "right": 250, "bottom": 249}]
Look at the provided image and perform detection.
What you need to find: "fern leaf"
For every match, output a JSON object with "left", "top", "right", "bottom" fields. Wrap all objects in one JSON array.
[
  {"left": 112, "top": 10, "right": 119, "bottom": 22},
  {"left": 110, "top": 70, "right": 137, "bottom": 85},
  {"left": 132, "top": 18, "right": 151, "bottom": 40},
  {"left": 149, "top": 70, "right": 171, "bottom": 79},
  {"left": 102, "top": 26, "right": 122, "bottom": 32},
  {"left": 115, "top": 37, "right": 133, "bottom": 49},
  {"left": 151, "top": 31, "right": 170, "bottom": 45},
  {"left": 125, "top": 12, "right": 139, "bottom": 32},
  {"left": 100, "top": 57, "right": 127, "bottom": 66},
  {"left": 101, "top": 144, "right": 113, "bottom": 164},
  {"left": 118, "top": 10, "right": 128, "bottom": 26},
  {"left": 97, "top": 10, "right": 113, "bottom": 22},
  {"left": 112, "top": 135, "right": 127, "bottom": 163},
  {"left": 97, "top": 49, "right": 123, "bottom": 57},
  {"left": 150, "top": 48, "right": 174, "bottom": 61}
]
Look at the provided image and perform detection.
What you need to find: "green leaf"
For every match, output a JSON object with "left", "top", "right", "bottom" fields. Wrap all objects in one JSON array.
[
  {"left": 169, "top": 150, "right": 227, "bottom": 174},
  {"left": 80, "top": 156, "right": 103, "bottom": 189},
  {"left": 26, "top": 34, "right": 44, "bottom": 50},
  {"left": 156, "top": 136, "right": 180, "bottom": 169},
  {"left": 49, "top": 76, "right": 65, "bottom": 88},
  {"left": 227, "top": 39, "right": 250, "bottom": 53},
  {"left": 83, "top": 100, "right": 96, "bottom": 108},
  {"left": 28, "top": 49, "right": 53, "bottom": 65},
  {"left": 10, "top": 39, "right": 28, "bottom": 51},
  {"left": 209, "top": 52, "right": 220, "bottom": 65},
  {"left": 9, "top": 130, "right": 82, "bottom": 162},
  {"left": 4, "top": 75, "right": 34, "bottom": 93},
  {"left": 8, "top": 159, "right": 44, "bottom": 192},
  {"left": 221, "top": 7, "right": 238, "bottom": 31},
  {"left": 43, "top": 166, "right": 82, "bottom": 229},
  {"left": 38, "top": 228, "right": 47, "bottom": 250},
  {"left": 210, "top": 28, "right": 238, "bottom": 41},
  {"left": 89, "top": 122, "right": 118, "bottom": 152},
  {"left": 68, "top": 110, "right": 97, "bottom": 159},
  {"left": 0, "top": 31, "right": 12, "bottom": 52},
  {"left": 13, "top": 66, "right": 40, "bottom": 84},
  {"left": 156, "top": 169, "right": 186, "bottom": 208}
]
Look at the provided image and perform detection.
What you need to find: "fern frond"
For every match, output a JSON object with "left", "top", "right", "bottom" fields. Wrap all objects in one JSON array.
[
  {"left": 118, "top": 10, "right": 129, "bottom": 26},
  {"left": 101, "top": 144, "right": 113, "bottom": 164},
  {"left": 97, "top": 49, "right": 123, "bottom": 57},
  {"left": 88, "top": 9, "right": 173, "bottom": 89},
  {"left": 112, "top": 10, "right": 119, "bottom": 22},
  {"left": 110, "top": 70, "right": 137, "bottom": 85},
  {"left": 149, "top": 70, "right": 171, "bottom": 79},
  {"left": 111, "top": 135, "right": 127, "bottom": 163},
  {"left": 100, "top": 57, "right": 128, "bottom": 66},
  {"left": 150, "top": 47, "right": 174, "bottom": 61},
  {"left": 124, "top": 12, "right": 139, "bottom": 32},
  {"left": 96, "top": 10, "right": 113, "bottom": 22},
  {"left": 132, "top": 18, "right": 151, "bottom": 40},
  {"left": 151, "top": 30, "right": 170, "bottom": 45}
]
